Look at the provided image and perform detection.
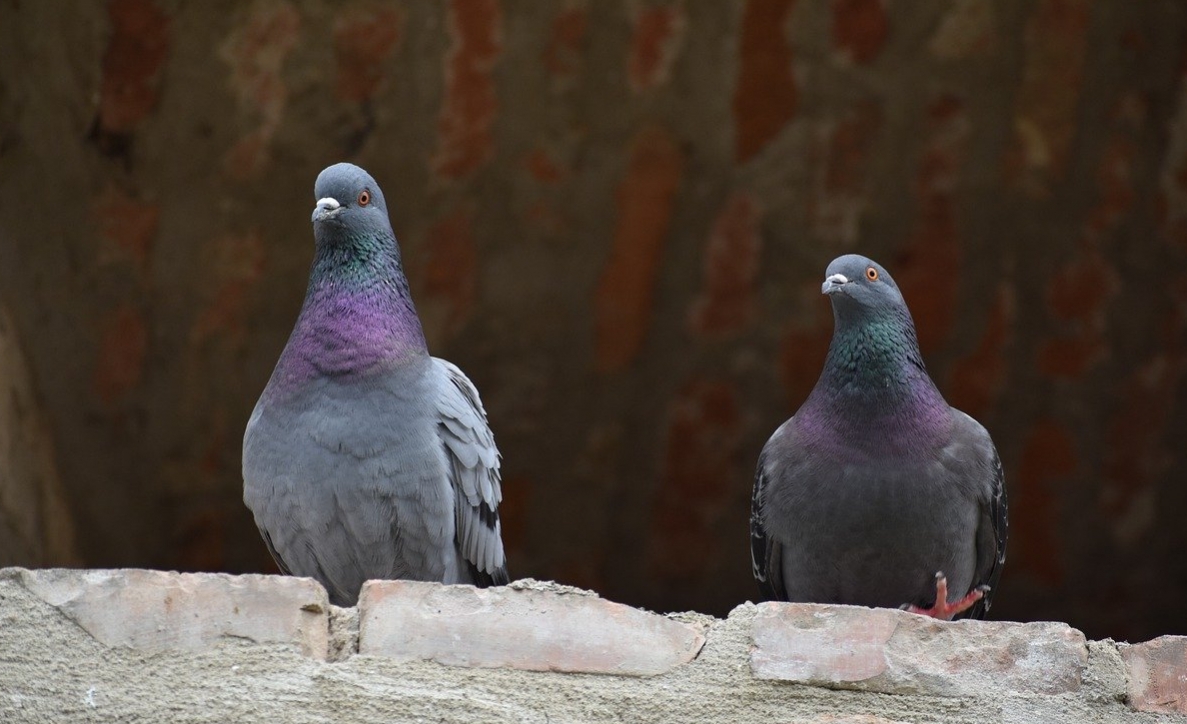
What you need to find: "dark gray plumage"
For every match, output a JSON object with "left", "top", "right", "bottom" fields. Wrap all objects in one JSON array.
[
  {"left": 243, "top": 162, "right": 508, "bottom": 606},
  {"left": 750, "top": 255, "right": 1007, "bottom": 619}
]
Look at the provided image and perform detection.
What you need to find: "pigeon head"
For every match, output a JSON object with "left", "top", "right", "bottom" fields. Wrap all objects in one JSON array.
[
  {"left": 820, "top": 254, "right": 907, "bottom": 323},
  {"left": 272, "top": 162, "right": 427, "bottom": 384},
  {"left": 312, "top": 162, "right": 392, "bottom": 235}
]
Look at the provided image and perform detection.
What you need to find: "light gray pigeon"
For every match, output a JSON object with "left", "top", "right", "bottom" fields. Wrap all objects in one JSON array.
[
  {"left": 750, "top": 255, "right": 1007, "bottom": 619},
  {"left": 243, "top": 162, "right": 508, "bottom": 606}
]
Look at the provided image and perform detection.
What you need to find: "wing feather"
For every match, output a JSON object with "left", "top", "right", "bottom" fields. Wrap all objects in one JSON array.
[{"left": 434, "top": 359, "right": 510, "bottom": 586}]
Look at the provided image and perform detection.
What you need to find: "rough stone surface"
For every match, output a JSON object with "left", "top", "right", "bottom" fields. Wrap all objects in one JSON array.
[
  {"left": 0, "top": 573, "right": 1175, "bottom": 723},
  {"left": 1, "top": 567, "right": 329, "bottom": 659},
  {"left": 1122, "top": 636, "right": 1187, "bottom": 714},
  {"left": 358, "top": 579, "right": 706, "bottom": 676},
  {"left": 751, "top": 602, "right": 1088, "bottom": 697}
]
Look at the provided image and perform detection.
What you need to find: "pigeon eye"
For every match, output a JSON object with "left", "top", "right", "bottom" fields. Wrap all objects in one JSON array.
[
  {"left": 865, "top": 267, "right": 879, "bottom": 282},
  {"left": 357, "top": 190, "right": 371, "bottom": 207}
]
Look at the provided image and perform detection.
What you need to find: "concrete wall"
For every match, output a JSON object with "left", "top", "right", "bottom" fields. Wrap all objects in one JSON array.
[
  {"left": 2, "top": 568, "right": 1186, "bottom": 723},
  {"left": 1, "top": 1, "right": 1187, "bottom": 642}
]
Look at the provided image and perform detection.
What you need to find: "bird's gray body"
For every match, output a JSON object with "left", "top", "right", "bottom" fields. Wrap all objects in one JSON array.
[
  {"left": 243, "top": 162, "right": 507, "bottom": 606},
  {"left": 753, "top": 410, "right": 1003, "bottom": 613},
  {"left": 750, "top": 255, "right": 1007, "bottom": 618}
]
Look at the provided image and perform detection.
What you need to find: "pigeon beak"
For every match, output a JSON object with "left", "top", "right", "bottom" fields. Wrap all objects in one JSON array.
[
  {"left": 312, "top": 197, "right": 341, "bottom": 223},
  {"left": 822, "top": 273, "right": 849, "bottom": 296}
]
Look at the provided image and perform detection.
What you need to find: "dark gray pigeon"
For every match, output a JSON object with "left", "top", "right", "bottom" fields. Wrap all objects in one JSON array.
[
  {"left": 243, "top": 162, "right": 508, "bottom": 606},
  {"left": 750, "top": 255, "right": 1007, "bottom": 619}
]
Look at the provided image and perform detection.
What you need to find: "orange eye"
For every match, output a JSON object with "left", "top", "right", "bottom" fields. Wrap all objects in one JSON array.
[
  {"left": 358, "top": 190, "right": 371, "bottom": 206},
  {"left": 865, "top": 266, "right": 879, "bottom": 281}
]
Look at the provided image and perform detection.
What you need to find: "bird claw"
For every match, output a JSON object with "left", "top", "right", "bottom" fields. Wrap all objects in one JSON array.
[{"left": 904, "top": 572, "right": 988, "bottom": 621}]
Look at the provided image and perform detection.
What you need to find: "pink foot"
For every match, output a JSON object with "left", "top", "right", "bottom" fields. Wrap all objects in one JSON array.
[{"left": 903, "top": 572, "right": 989, "bottom": 621}]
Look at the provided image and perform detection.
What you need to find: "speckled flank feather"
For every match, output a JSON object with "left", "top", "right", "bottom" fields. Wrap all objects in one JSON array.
[
  {"left": 750, "top": 254, "right": 1007, "bottom": 618},
  {"left": 242, "top": 162, "right": 508, "bottom": 605}
]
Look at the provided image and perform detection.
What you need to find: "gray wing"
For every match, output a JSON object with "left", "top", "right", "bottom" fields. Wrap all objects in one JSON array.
[
  {"left": 949, "top": 411, "right": 1008, "bottom": 619},
  {"left": 434, "top": 359, "right": 509, "bottom": 586},
  {"left": 750, "top": 419, "right": 799, "bottom": 601}
]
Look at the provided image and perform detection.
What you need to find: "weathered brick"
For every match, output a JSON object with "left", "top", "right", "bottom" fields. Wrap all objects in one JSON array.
[
  {"left": 432, "top": 0, "right": 503, "bottom": 180},
  {"left": 416, "top": 207, "right": 479, "bottom": 345},
  {"left": 332, "top": 6, "right": 403, "bottom": 103},
  {"left": 358, "top": 580, "right": 706, "bottom": 675},
  {"left": 219, "top": 2, "right": 301, "bottom": 180},
  {"left": 1123, "top": 636, "right": 1187, "bottom": 714},
  {"left": 831, "top": 0, "right": 887, "bottom": 65},
  {"left": 91, "top": 184, "right": 160, "bottom": 274},
  {"left": 3, "top": 568, "right": 329, "bottom": 658},
  {"left": 93, "top": 304, "right": 148, "bottom": 406},
  {"left": 593, "top": 124, "right": 683, "bottom": 373},
  {"left": 751, "top": 602, "right": 1087, "bottom": 696},
  {"left": 687, "top": 193, "right": 762, "bottom": 339},
  {"left": 733, "top": 0, "right": 797, "bottom": 163},
  {"left": 628, "top": 4, "right": 686, "bottom": 93},
  {"left": 97, "top": 0, "right": 170, "bottom": 135}
]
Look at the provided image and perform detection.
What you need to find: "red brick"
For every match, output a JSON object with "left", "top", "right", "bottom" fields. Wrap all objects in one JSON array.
[
  {"left": 628, "top": 4, "right": 686, "bottom": 93},
  {"left": 946, "top": 285, "right": 1014, "bottom": 419},
  {"left": 1004, "top": 0, "right": 1089, "bottom": 195},
  {"left": 432, "top": 0, "right": 503, "bottom": 180},
  {"left": 543, "top": 5, "right": 587, "bottom": 81},
  {"left": 97, "top": 0, "right": 170, "bottom": 134},
  {"left": 5, "top": 568, "right": 329, "bottom": 659},
  {"left": 593, "top": 125, "right": 683, "bottom": 373},
  {"left": 751, "top": 602, "right": 1087, "bottom": 695},
  {"left": 94, "top": 305, "right": 148, "bottom": 406},
  {"left": 809, "top": 101, "right": 882, "bottom": 245},
  {"left": 418, "top": 208, "right": 479, "bottom": 344},
  {"left": 1013, "top": 420, "right": 1077, "bottom": 584},
  {"left": 733, "top": 0, "right": 797, "bottom": 163},
  {"left": 524, "top": 147, "right": 565, "bottom": 184},
  {"left": 358, "top": 580, "right": 706, "bottom": 675},
  {"left": 831, "top": 0, "right": 887, "bottom": 65},
  {"left": 220, "top": 2, "right": 301, "bottom": 180},
  {"left": 1123, "top": 636, "right": 1187, "bottom": 714},
  {"left": 332, "top": 6, "right": 403, "bottom": 103},
  {"left": 91, "top": 185, "right": 159, "bottom": 273},
  {"left": 647, "top": 378, "right": 744, "bottom": 581},
  {"left": 895, "top": 95, "right": 969, "bottom": 355},
  {"left": 687, "top": 193, "right": 762, "bottom": 339}
]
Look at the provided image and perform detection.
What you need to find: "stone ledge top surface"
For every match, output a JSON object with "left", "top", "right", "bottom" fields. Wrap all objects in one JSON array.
[
  {"left": 1, "top": 567, "right": 330, "bottom": 659},
  {"left": 358, "top": 578, "right": 708, "bottom": 676},
  {"left": 751, "top": 601, "right": 1089, "bottom": 697},
  {"left": 4, "top": 565, "right": 1182, "bottom": 715}
]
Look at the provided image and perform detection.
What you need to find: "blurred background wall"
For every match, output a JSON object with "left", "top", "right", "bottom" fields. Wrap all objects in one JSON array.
[{"left": 1, "top": 0, "right": 1186, "bottom": 641}]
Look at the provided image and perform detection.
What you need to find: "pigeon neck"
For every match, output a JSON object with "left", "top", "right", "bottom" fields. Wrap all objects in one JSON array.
[
  {"left": 276, "top": 230, "right": 428, "bottom": 386},
  {"left": 801, "top": 309, "right": 951, "bottom": 453}
]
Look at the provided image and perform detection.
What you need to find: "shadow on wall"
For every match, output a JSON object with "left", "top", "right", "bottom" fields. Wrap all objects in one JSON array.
[{"left": 0, "top": 1, "right": 1186, "bottom": 641}]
